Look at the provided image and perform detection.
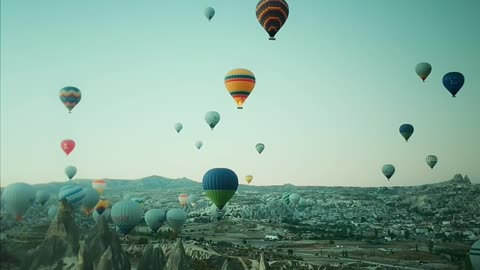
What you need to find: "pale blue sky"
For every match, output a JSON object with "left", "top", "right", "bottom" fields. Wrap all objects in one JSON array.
[{"left": 1, "top": 0, "right": 479, "bottom": 187}]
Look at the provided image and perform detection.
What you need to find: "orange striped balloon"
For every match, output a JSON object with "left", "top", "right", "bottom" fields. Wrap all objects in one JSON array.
[{"left": 224, "top": 68, "right": 256, "bottom": 109}]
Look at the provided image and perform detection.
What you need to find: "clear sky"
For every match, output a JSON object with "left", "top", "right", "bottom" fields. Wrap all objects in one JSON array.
[{"left": 1, "top": 0, "right": 479, "bottom": 187}]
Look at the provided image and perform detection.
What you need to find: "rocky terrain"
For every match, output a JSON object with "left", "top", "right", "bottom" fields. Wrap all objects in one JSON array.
[{"left": 1, "top": 173, "right": 479, "bottom": 269}]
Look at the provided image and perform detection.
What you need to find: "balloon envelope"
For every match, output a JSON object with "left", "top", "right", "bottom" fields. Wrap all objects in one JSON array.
[
  {"left": 145, "top": 209, "right": 167, "bottom": 232},
  {"left": 3, "top": 183, "right": 35, "bottom": 221},
  {"left": 205, "top": 111, "right": 221, "bottom": 130},
  {"left": 195, "top": 141, "right": 203, "bottom": 149},
  {"left": 245, "top": 175, "right": 253, "bottom": 184},
  {"left": 224, "top": 69, "right": 256, "bottom": 109},
  {"left": 174, "top": 123, "right": 183, "bottom": 133},
  {"left": 178, "top": 194, "right": 189, "bottom": 206},
  {"left": 48, "top": 205, "right": 58, "bottom": 220},
  {"left": 443, "top": 72, "right": 465, "bottom": 97},
  {"left": 256, "top": 0, "right": 289, "bottom": 40},
  {"left": 425, "top": 155, "right": 438, "bottom": 169},
  {"left": 58, "top": 185, "right": 86, "bottom": 207},
  {"left": 166, "top": 208, "right": 187, "bottom": 232},
  {"left": 399, "top": 124, "right": 414, "bottom": 142},
  {"left": 382, "top": 164, "right": 395, "bottom": 180},
  {"left": 61, "top": 139, "right": 76, "bottom": 155},
  {"left": 470, "top": 240, "right": 480, "bottom": 270},
  {"left": 81, "top": 188, "right": 100, "bottom": 215},
  {"left": 256, "top": 143, "right": 265, "bottom": 154},
  {"left": 93, "top": 208, "right": 111, "bottom": 224},
  {"left": 35, "top": 190, "right": 50, "bottom": 206},
  {"left": 92, "top": 179, "right": 107, "bottom": 195},
  {"left": 415, "top": 62, "right": 432, "bottom": 82},
  {"left": 188, "top": 195, "right": 199, "bottom": 207},
  {"left": 59, "top": 86, "right": 81, "bottom": 113},
  {"left": 202, "top": 168, "right": 238, "bottom": 210},
  {"left": 111, "top": 200, "right": 143, "bottom": 235},
  {"left": 204, "top": 7, "right": 215, "bottom": 21},
  {"left": 65, "top": 166, "right": 77, "bottom": 181}
]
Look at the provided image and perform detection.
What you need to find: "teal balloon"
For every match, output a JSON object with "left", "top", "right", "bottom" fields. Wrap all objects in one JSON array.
[
  {"left": 111, "top": 200, "right": 143, "bottom": 235},
  {"left": 415, "top": 62, "right": 432, "bottom": 82},
  {"left": 2, "top": 182, "right": 35, "bottom": 220},
  {"left": 65, "top": 166, "right": 77, "bottom": 181},
  {"left": 204, "top": 7, "right": 215, "bottom": 21},
  {"left": 145, "top": 209, "right": 166, "bottom": 232},
  {"left": 399, "top": 124, "right": 414, "bottom": 142},
  {"left": 174, "top": 123, "right": 183, "bottom": 133},
  {"left": 256, "top": 143, "right": 265, "bottom": 154},
  {"left": 205, "top": 111, "right": 220, "bottom": 130},
  {"left": 81, "top": 188, "right": 100, "bottom": 212},
  {"left": 48, "top": 205, "right": 58, "bottom": 220},
  {"left": 195, "top": 140, "right": 203, "bottom": 150},
  {"left": 382, "top": 164, "right": 395, "bottom": 181},
  {"left": 289, "top": 193, "right": 301, "bottom": 206},
  {"left": 425, "top": 155, "right": 438, "bottom": 169},
  {"left": 166, "top": 208, "right": 187, "bottom": 232},
  {"left": 35, "top": 190, "right": 50, "bottom": 206}
]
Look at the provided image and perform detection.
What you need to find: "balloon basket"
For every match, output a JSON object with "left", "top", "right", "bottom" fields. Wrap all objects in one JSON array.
[
  {"left": 269, "top": 37, "right": 276, "bottom": 40},
  {"left": 237, "top": 107, "right": 243, "bottom": 109}
]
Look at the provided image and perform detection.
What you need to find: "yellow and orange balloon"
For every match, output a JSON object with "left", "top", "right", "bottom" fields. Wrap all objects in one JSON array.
[
  {"left": 245, "top": 175, "right": 253, "bottom": 184},
  {"left": 224, "top": 68, "right": 256, "bottom": 109}
]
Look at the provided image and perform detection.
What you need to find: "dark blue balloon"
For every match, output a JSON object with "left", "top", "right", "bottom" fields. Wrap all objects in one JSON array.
[
  {"left": 399, "top": 124, "right": 414, "bottom": 142},
  {"left": 442, "top": 72, "right": 464, "bottom": 97},
  {"left": 202, "top": 168, "right": 239, "bottom": 191}
]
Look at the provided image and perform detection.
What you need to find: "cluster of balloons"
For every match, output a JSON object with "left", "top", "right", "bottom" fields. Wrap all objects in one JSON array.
[{"left": 205, "top": 0, "right": 290, "bottom": 41}]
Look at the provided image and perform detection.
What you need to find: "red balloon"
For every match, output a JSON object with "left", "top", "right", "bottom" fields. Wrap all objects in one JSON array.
[{"left": 61, "top": 139, "right": 76, "bottom": 155}]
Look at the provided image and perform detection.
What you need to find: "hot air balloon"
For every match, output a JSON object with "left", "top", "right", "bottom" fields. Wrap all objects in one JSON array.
[
  {"left": 2, "top": 183, "right": 35, "bottom": 221},
  {"left": 111, "top": 200, "right": 143, "bottom": 235},
  {"left": 93, "top": 208, "right": 111, "bottom": 224},
  {"left": 145, "top": 209, "right": 167, "bottom": 233},
  {"left": 470, "top": 240, "right": 480, "bottom": 270},
  {"left": 178, "top": 194, "right": 189, "bottom": 207},
  {"left": 399, "top": 124, "right": 414, "bottom": 142},
  {"left": 245, "top": 175, "right": 253, "bottom": 184},
  {"left": 289, "top": 193, "right": 301, "bottom": 206},
  {"left": 415, "top": 62, "right": 432, "bottom": 82},
  {"left": 204, "top": 7, "right": 215, "bottom": 22},
  {"left": 282, "top": 192, "right": 292, "bottom": 205},
  {"left": 224, "top": 69, "right": 256, "bottom": 109},
  {"left": 94, "top": 198, "right": 110, "bottom": 215},
  {"left": 166, "top": 208, "right": 188, "bottom": 232},
  {"left": 210, "top": 204, "right": 224, "bottom": 221},
  {"left": 425, "top": 155, "right": 438, "bottom": 169},
  {"left": 59, "top": 86, "right": 81, "bottom": 113},
  {"left": 130, "top": 197, "right": 145, "bottom": 209},
  {"left": 65, "top": 166, "right": 77, "bottom": 181},
  {"left": 35, "top": 190, "right": 50, "bottom": 206},
  {"left": 256, "top": 0, "right": 289, "bottom": 40},
  {"left": 81, "top": 188, "right": 100, "bottom": 215},
  {"left": 382, "top": 164, "right": 395, "bottom": 181},
  {"left": 92, "top": 179, "right": 107, "bottom": 195},
  {"left": 195, "top": 140, "right": 203, "bottom": 150},
  {"left": 188, "top": 195, "right": 199, "bottom": 207},
  {"left": 174, "top": 123, "right": 183, "bottom": 133},
  {"left": 48, "top": 205, "right": 58, "bottom": 220},
  {"left": 61, "top": 139, "right": 76, "bottom": 156},
  {"left": 202, "top": 168, "right": 239, "bottom": 210},
  {"left": 256, "top": 143, "right": 265, "bottom": 154},
  {"left": 205, "top": 111, "right": 220, "bottom": 130},
  {"left": 443, "top": 72, "right": 465, "bottom": 97},
  {"left": 58, "top": 185, "right": 86, "bottom": 207}
]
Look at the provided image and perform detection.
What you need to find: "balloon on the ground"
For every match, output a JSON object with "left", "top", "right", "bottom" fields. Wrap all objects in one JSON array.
[
  {"left": 2, "top": 183, "right": 35, "bottom": 221},
  {"left": 399, "top": 124, "right": 414, "bottom": 142},
  {"left": 205, "top": 111, "right": 220, "bottom": 130},
  {"left": 256, "top": 143, "right": 265, "bottom": 154},
  {"left": 111, "top": 200, "right": 143, "bottom": 235},
  {"left": 256, "top": 0, "right": 289, "bottom": 40},
  {"left": 443, "top": 72, "right": 465, "bottom": 97},
  {"left": 425, "top": 155, "right": 438, "bottom": 169},
  {"left": 202, "top": 168, "right": 239, "bottom": 210},
  {"left": 145, "top": 209, "right": 167, "bottom": 232},
  {"left": 382, "top": 164, "right": 396, "bottom": 181},
  {"left": 224, "top": 68, "right": 256, "bottom": 109},
  {"left": 59, "top": 86, "right": 81, "bottom": 113},
  {"left": 61, "top": 139, "right": 76, "bottom": 156},
  {"left": 415, "top": 62, "right": 432, "bottom": 82},
  {"left": 204, "top": 7, "right": 215, "bottom": 22},
  {"left": 166, "top": 208, "right": 187, "bottom": 232},
  {"left": 174, "top": 123, "right": 183, "bottom": 133},
  {"left": 35, "top": 190, "right": 50, "bottom": 206},
  {"left": 58, "top": 185, "right": 86, "bottom": 207},
  {"left": 65, "top": 166, "right": 77, "bottom": 181}
]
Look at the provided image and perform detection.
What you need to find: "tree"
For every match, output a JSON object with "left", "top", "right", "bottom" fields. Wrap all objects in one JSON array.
[
  {"left": 465, "top": 253, "right": 473, "bottom": 270},
  {"left": 288, "top": 249, "right": 294, "bottom": 256},
  {"left": 242, "top": 239, "right": 247, "bottom": 245},
  {"left": 405, "top": 230, "right": 410, "bottom": 240},
  {"left": 329, "top": 239, "right": 335, "bottom": 245},
  {"left": 427, "top": 240, "right": 434, "bottom": 253}
]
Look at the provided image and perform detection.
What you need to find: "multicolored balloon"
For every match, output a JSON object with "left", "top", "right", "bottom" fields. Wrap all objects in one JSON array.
[
  {"left": 58, "top": 185, "right": 86, "bottom": 207},
  {"left": 93, "top": 208, "right": 111, "bottom": 224},
  {"left": 443, "top": 72, "right": 465, "bottom": 97},
  {"left": 59, "top": 86, "right": 81, "bottom": 113},
  {"left": 399, "top": 124, "right": 414, "bottom": 142},
  {"left": 204, "top": 7, "right": 215, "bottom": 22},
  {"left": 205, "top": 111, "right": 220, "bottom": 130},
  {"left": 415, "top": 62, "right": 432, "bottom": 82},
  {"left": 94, "top": 198, "right": 110, "bottom": 215},
  {"left": 61, "top": 139, "right": 76, "bottom": 156},
  {"left": 256, "top": 143, "right": 265, "bottom": 154},
  {"left": 174, "top": 123, "right": 183, "bottom": 133},
  {"left": 425, "top": 155, "right": 438, "bottom": 169},
  {"left": 178, "top": 194, "right": 189, "bottom": 207},
  {"left": 202, "top": 168, "right": 239, "bottom": 210},
  {"left": 65, "top": 166, "right": 77, "bottom": 181},
  {"left": 224, "top": 69, "right": 256, "bottom": 109},
  {"left": 111, "top": 200, "right": 143, "bottom": 235},
  {"left": 382, "top": 164, "right": 395, "bottom": 181},
  {"left": 92, "top": 179, "right": 107, "bottom": 195},
  {"left": 245, "top": 175, "right": 253, "bottom": 184},
  {"left": 256, "top": 0, "right": 289, "bottom": 40}
]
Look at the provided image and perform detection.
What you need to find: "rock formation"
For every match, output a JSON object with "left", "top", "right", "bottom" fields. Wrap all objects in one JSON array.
[
  {"left": 138, "top": 243, "right": 166, "bottom": 270},
  {"left": 165, "top": 238, "right": 191, "bottom": 270}
]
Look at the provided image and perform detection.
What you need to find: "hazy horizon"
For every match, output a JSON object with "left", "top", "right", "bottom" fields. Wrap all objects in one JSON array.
[{"left": 1, "top": 0, "right": 479, "bottom": 188}]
